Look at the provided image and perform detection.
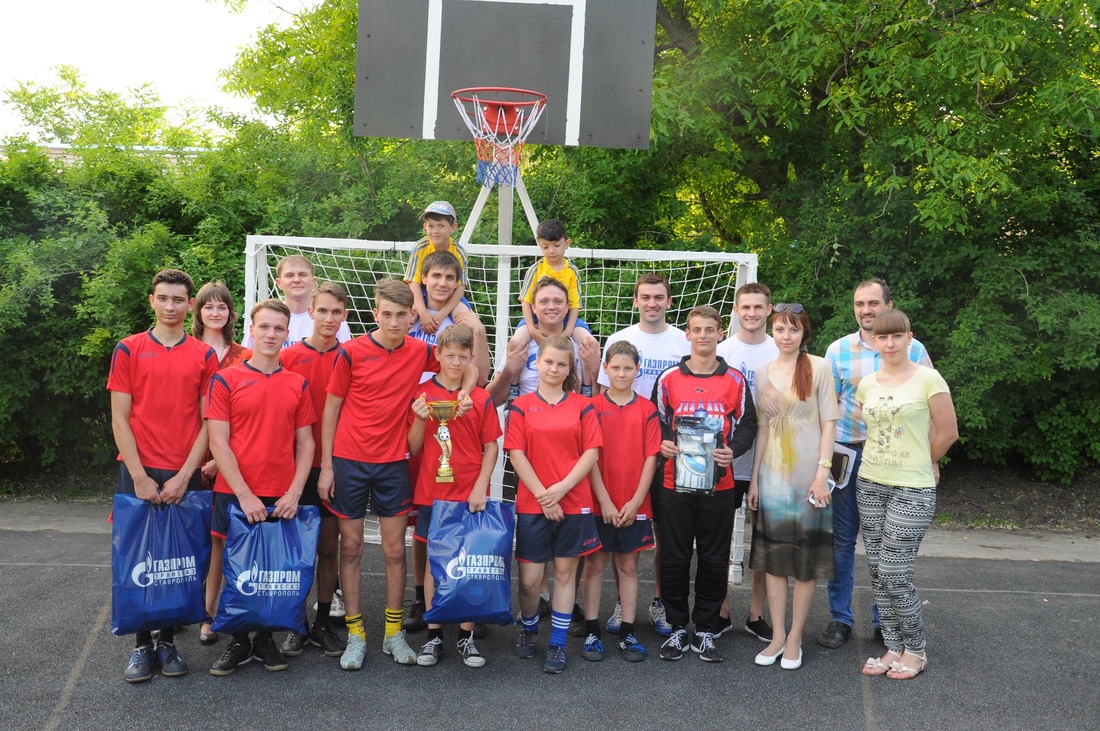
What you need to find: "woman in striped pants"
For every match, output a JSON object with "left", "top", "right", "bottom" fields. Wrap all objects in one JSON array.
[{"left": 854, "top": 309, "right": 958, "bottom": 680}]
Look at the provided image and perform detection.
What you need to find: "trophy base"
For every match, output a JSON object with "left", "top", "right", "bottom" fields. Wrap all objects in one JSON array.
[{"left": 436, "top": 473, "right": 455, "bottom": 483}]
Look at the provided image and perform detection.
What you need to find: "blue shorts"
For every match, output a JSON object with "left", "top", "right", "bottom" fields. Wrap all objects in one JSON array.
[
  {"left": 515, "top": 513, "right": 601, "bottom": 563},
  {"left": 211, "top": 492, "right": 280, "bottom": 539},
  {"left": 596, "top": 518, "right": 655, "bottom": 554},
  {"left": 299, "top": 467, "right": 337, "bottom": 517},
  {"left": 413, "top": 502, "right": 437, "bottom": 544},
  {"left": 327, "top": 457, "right": 412, "bottom": 520},
  {"left": 116, "top": 464, "right": 203, "bottom": 495}
]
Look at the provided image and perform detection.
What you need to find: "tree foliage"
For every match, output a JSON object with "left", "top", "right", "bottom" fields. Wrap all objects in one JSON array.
[{"left": 1, "top": 0, "right": 1097, "bottom": 481}]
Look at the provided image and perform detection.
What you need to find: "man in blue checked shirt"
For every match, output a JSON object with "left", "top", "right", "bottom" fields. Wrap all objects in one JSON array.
[{"left": 817, "top": 279, "right": 933, "bottom": 650}]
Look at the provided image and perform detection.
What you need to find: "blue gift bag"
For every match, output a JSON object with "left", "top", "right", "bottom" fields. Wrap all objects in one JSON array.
[
  {"left": 423, "top": 500, "right": 515, "bottom": 626},
  {"left": 212, "top": 505, "right": 319, "bottom": 635},
  {"left": 111, "top": 491, "right": 212, "bottom": 636}
]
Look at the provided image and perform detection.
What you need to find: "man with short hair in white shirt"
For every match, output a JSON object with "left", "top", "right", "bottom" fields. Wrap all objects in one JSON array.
[
  {"left": 596, "top": 273, "right": 690, "bottom": 638},
  {"left": 714, "top": 282, "right": 778, "bottom": 644}
]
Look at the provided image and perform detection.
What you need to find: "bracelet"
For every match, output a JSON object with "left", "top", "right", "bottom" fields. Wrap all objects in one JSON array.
[{"left": 818, "top": 459, "right": 832, "bottom": 469}]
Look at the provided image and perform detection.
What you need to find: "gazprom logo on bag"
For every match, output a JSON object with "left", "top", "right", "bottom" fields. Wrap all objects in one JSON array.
[
  {"left": 445, "top": 548, "right": 507, "bottom": 581},
  {"left": 130, "top": 551, "right": 198, "bottom": 587},
  {"left": 236, "top": 561, "right": 302, "bottom": 597}
]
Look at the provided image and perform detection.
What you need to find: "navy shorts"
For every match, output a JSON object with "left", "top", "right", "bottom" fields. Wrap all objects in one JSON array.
[
  {"left": 412, "top": 502, "right": 437, "bottom": 544},
  {"left": 515, "top": 513, "right": 601, "bottom": 563},
  {"left": 299, "top": 467, "right": 336, "bottom": 517},
  {"left": 116, "top": 464, "right": 203, "bottom": 495},
  {"left": 211, "top": 492, "right": 281, "bottom": 539},
  {"left": 595, "top": 518, "right": 655, "bottom": 554},
  {"left": 327, "top": 457, "right": 412, "bottom": 519}
]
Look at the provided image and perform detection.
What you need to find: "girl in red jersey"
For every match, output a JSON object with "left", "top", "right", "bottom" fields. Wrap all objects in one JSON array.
[
  {"left": 191, "top": 281, "right": 251, "bottom": 646},
  {"left": 505, "top": 334, "right": 603, "bottom": 674}
]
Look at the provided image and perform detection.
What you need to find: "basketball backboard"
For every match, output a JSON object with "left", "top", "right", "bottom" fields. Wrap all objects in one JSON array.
[{"left": 355, "top": 0, "right": 658, "bottom": 149}]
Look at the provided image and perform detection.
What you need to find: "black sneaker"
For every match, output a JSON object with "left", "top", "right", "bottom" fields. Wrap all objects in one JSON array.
[
  {"left": 209, "top": 639, "right": 252, "bottom": 676},
  {"left": 581, "top": 633, "right": 605, "bottom": 662},
  {"left": 567, "top": 605, "right": 587, "bottom": 638},
  {"left": 659, "top": 627, "right": 688, "bottom": 661},
  {"left": 537, "top": 596, "right": 551, "bottom": 618},
  {"left": 543, "top": 644, "right": 567, "bottom": 673},
  {"left": 280, "top": 632, "right": 305, "bottom": 657},
  {"left": 310, "top": 623, "right": 347, "bottom": 657},
  {"left": 692, "top": 631, "right": 723, "bottom": 662},
  {"left": 817, "top": 621, "right": 852, "bottom": 649},
  {"left": 154, "top": 641, "right": 188, "bottom": 677},
  {"left": 416, "top": 637, "right": 444, "bottom": 667},
  {"left": 618, "top": 634, "right": 648, "bottom": 663},
  {"left": 124, "top": 645, "right": 155, "bottom": 683},
  {"left": 514, "top": 629, "right": 538, "bottom": 659},
  {"left": 403, "top": 599, "right": 427, "bottom": 632},
  {"left": 251, "top": 632, "right": 289, "bottom": 671},
  {"left": 745, "top": 615, "right": 774, "bottom": 642},
  {"left": 714, "top": 615, "right": 733, "bottom": 637}
]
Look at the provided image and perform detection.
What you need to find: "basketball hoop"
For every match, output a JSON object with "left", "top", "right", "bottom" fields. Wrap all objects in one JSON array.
[{"left": 452, "top": 87, "right": 547, "bottom": 188}]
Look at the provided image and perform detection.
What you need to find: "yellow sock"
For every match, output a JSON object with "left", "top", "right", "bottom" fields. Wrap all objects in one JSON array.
[
  {"left": 345, "top": 613, "right": 365, "bottom": 640},
  {"left": 384, "top": 608, "right": 403, "bottom": 637}
]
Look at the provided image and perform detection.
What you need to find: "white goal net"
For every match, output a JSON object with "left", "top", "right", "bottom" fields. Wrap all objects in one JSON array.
[{"left": 244, "top": 235, "right": 757, "bottom": 582}]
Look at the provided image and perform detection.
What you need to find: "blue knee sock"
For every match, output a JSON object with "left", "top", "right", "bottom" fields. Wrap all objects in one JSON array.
[{"left": 550, "top": 610, "right": 571, "bottom": 648}]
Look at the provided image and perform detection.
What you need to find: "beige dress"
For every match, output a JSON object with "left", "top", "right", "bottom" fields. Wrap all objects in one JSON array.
[{"left": 748, "top": 355, "right": 838, "bottom": 581}]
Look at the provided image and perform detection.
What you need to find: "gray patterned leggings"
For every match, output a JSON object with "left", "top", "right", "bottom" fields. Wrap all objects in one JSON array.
[{"left": 856, "top": 477, "right": 936, "bottom": 653}]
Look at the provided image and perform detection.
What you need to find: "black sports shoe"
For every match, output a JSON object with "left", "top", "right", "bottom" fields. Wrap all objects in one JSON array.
[
  {"left": 873, "top": 626, "right": 885, "bottom": 644},
  {"left": 567, "top": 604, "right": 587, "bottom": 638},
  {"left": 280, "top": 632, "right": 305, "bottom": 657},
  {"left": 713, "top": 615, "right": 733, "bottom": 637},
  {"left": 537, "top": 596, "right": 552, "bottom": 618},
  {"left": 251, "top": 632, "right": 289, "bottom": 671},
  {"left": 403, "top": 599, "right": 427, "bottom": 632},
  {"left": 209, "top": 639, "right": 252, "bottom": 676},
  {"left": 692, "top": 631, "right": 723, "bottom": 662},
  {"left": 310, "top": 623, "right": 347, "bottom": 657},
  {"left": 817, "top": 621, "right": 852, "bottom": 649},
  {"left": 659, "top": 627, "right": 688, "bottom": 661},
  {"left": 745, "top": 615, "right": 774, "bottom": 642}
]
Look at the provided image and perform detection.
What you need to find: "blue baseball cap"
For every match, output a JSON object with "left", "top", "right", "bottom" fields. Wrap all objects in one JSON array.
[{"left": 420, "top": 201, "right": 457, "bottom": 221}]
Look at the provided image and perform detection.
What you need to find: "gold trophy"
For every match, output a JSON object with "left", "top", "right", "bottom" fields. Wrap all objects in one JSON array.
[{"left": 427, "top": 400, "right": 460, "bottom": 483}]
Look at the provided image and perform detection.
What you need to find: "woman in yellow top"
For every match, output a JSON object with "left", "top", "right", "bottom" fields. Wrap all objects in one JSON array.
[{"left": 855, "top": 309, "right": 957, "bottom": 680}]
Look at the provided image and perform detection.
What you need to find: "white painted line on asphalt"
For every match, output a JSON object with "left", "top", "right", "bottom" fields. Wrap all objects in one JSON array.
[{"left": 45, "top": 597, "right": 110, "bottom": 731}]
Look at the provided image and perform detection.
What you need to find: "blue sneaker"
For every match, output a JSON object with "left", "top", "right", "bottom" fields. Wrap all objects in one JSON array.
[
  {"left": 605, "top": 600, "right": 622, "bottom": 634},
  {"left": 649, "top": 599, "right": 673, "bottom": 637},
  {"left": 514, "top": 629, "right": 538, "bottom": 659},
  {"left": 154, "top": 641, "right": 188, "bottom": 677},
  {"left": 618, "top": 634, "right": 648, "bottom": 663},
  {"left": 124, "top": 645, "right": 155, "bottom": 683},
  {"left": 543, "top": 644, "right": 567, "bottom": 673},
  {"left": 582, "top": 634, "right": 605, "bottom": 662}
]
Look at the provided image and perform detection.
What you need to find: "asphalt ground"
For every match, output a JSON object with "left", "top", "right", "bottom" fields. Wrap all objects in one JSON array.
[{"left": 1, "top": 501, "right": 1097, "bottom": 731}]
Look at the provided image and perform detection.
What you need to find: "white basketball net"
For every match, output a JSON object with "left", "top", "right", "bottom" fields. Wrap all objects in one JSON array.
[{"left": 452, "top": 89, "right": 546, "bottom": 188}]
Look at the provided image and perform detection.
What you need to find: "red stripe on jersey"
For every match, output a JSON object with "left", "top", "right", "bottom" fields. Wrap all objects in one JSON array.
[
  {"left": 415, "top": 381, "right": 502, "bottom": 505},
  {"left": 504, "top": 391, "right": 603, "bottom": 515},
  {"left": 327, "top": 334, "right": 439, "bottom": 463},
  {"left": 593, "top": 393, "right": 661, "bottom": 514},
  {"left": 280, "top": 341, "right": 341, "bottom": 468},
  {"left": 106, "top": 331, "right": 217, "bottom": 470},
  {"left": 206, "top": 363, "right": 317, "bottom": 498}
]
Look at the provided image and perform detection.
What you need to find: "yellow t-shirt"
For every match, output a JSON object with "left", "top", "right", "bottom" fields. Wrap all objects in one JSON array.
[
  {"left": 403, "top": 237, "right": 469, "bottom": 286},
  {"left": 518, "top": 258, "right": 582, "bottom": 310},
  {"left": 856, "top": 366, "right": 950, "bottom": 488}
]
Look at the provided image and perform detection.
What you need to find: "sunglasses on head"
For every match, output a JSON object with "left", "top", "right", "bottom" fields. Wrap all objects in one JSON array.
[{"left": 774, "top": 303, "right": 804, "bottom": 314}]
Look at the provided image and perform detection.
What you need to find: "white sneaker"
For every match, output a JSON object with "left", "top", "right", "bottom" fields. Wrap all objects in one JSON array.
[
  {"left": 606, "top": 600, "right": 623, "bottom": 633},
  {"left": 649, "top": 599, "right": 673, "bottom": 637},
  {"left": 382, "top": 630, "right": 417, "bottom": 665},
  {"left": 314, "top": 589, "right": 346, "bottom": 618}
]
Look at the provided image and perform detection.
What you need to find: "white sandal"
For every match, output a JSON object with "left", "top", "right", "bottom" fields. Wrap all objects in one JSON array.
[{"left": 887, "top": 650, "right": 928, "bottom": 680}]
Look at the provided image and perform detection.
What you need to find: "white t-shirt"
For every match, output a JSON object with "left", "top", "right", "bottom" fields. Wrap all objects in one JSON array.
[
  {"left": 716, "top": 335, "right": 779, "bottom": 481},
  {"left": 597, "top": 324, "right": 690, "bottom": 400},
  {"left": 408, "top": 309, "right": 455, "bottom": 383},
  {"left": 242, "top": 310, "right": 352, "bottom": 349}
]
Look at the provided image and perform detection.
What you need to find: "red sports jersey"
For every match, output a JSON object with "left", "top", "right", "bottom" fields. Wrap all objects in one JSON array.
[
  {"left": 654, "top": 358, "right": 757, "bottom": 492},
  {"left": 327, "top": 334, "right": 440, "bottom": 463},
  {"left": 206, "top": 363, "right": 317, "bottom": 498},
  {"left": 504, "top": 391, "right": 603, "bottom": 515},
  {"left": 415, "top": 381, "right": 502, "bottom": 505},
  {"left": 280, "top": 340, "right": 340, "bottom": 468},
  {"left": 593, "top": 393, "right": 661, "bottom": 517},
  {"left": 106, "top": 330, "right": 218, "bottom": 471}
]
